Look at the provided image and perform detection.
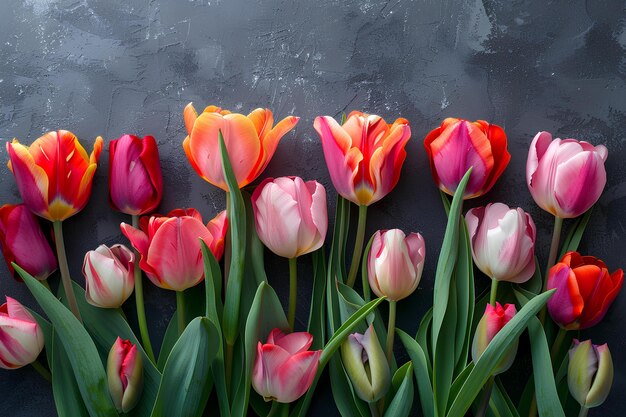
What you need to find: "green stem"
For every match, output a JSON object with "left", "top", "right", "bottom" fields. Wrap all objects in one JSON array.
[
  {"left": 288, "top": 257, "right": 298, "bottom": 331},
  {"left": 52, "top": 221, "right": 81, "bottom": 322},
  {"left": 489, "top": 279, "right": 499, "bottom": 306},
  {"left": 31, "top": 359, "right": 51, "bottom": 382},
  {"left": 346, "top": 205, "right": 368, "bottom": 288},
  {"left": 385, "top": 300, "right": 397, "bottom": 366},
  {"left": 281, "top": 403, "right": 289, "bottom": 417},
  {"left": 550, "top": 327, "right": 568, "bottom": 366},
  {"left": 132, "top": 215, "right": 156, "bottom": 364},
  {"left": 539, "top": 216, "right": 564, "bottom": 325},
  {"left": 176, "top": 291, "right": 186, "bottom": 336},
  {"left": 369, "top": 402, "right": 380, "bottom": 417},
  {"left": 475, "top": 377, "right": 494, "bottom": 417},
  {"left": 225, "top": 341, "right": 234, "bottom": 395},
  {"left": 267, "top": 401, "right": 284, "bottom": 417},
  {"left": 578, "top": 406, "right": 588, "bottom": 417}
]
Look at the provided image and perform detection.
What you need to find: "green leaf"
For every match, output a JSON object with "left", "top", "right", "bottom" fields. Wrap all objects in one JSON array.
[
  {"left": 397, "top": 329, "right": 434, "bottom": 417},
  {"left": 307, "top": 249, "right": 327, "bottom": 350},
  {"left": 329, "top": 355, "right": 369, "bottom": 417},
  {"left": 244, "top": 190, "right": 268, "bottom": 286},
  {"left": 487, "top": 378, "right": 520, "bottom": 417},
  {"left": 559, "top": 208, "right": 593, "bottom": 259},
  {"left": 361, "top": 233, "right": 375, "bottom": 303},
  {"left": 383, "top": 362, "right": 414, "bottom": 417},
  {"left": 415, "top": 308, "right": 433, "bottom": 374},
  {"left": 15, "top": 264, "right": 119, "bottom": 417},
  {"left": 51, "top": 330, "right": 90, "bottom": 417},
  {"left": 447, "top": 363, "right": 474, "bottom": 410},
  {"left": 440, "top": 190, "right": 451, "bottom": 216},
  {"left": 446, "top": 289, "right": 555, "bottom": 417},
  {"left": 327, "top": 196, "right": 351, "bottom": 334},
  {"left": 454, "top": 220, "right": 474, "bottom": 374}
]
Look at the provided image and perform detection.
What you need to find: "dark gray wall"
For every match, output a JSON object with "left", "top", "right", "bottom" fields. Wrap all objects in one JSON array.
[{"left": 0, "top": 0, "right": 624, "bottom": 416}]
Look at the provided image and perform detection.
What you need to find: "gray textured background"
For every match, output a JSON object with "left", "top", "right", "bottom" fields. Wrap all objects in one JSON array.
[{"left": 0, "top": 0, "right": 625, "bottom": 416}]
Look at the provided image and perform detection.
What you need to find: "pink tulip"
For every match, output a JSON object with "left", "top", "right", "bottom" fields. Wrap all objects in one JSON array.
[
  {"left": 465, "top": 203, "right": 536, "bottom": 283},
  {"left": 252, "top": 177, "right": 327, "bottom": 259},
  {"left": 367, "top": 229, "right": 425, "bottom": 302},
  {"left": 0, "top": 296, "right": 45, "bottom": 369},
  {"left": 0, "top": 204, "right": 57, "bottom": 281},
  {"left": 120, "top": 208, "right": 227, "bottom": 292},
  {"left": 107, "top": 337, "right": 143, "bottom": 413},
  {"left": 526, "top": 131, "right": 608, "bottom": 218},
  {"left": 252, "top": 328, "right": 321, "bottom": 403},
  {"left": 83, "top": 244, "right": 135, "bottom": 308},
  {"left": 313, "top": 112, "right": 411, "bottom": 206},
  {"left": 472, "top": 302, "right": 517, "bottom": 375}
]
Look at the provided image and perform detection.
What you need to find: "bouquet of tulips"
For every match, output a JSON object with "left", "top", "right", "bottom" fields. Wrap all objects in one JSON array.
[{"left": 0, "top": 106, "right": 621, "bottom": 417}]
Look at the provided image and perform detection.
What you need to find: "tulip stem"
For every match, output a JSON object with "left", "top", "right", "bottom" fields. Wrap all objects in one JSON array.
[
  {"left": 225, "top": 342, "right": 233, "bottom": 394},
  {"left": 131, "top": 215, "right": 156, "bottom": 364},
  {"left": 31, "top": 359, "right": 51, "bottom": 382},
  {"left": 578, "top": 406, "right": 589, "bottom": 417},
  {"left": 176, "top": 291, "right": 186, "bottom": 336},
  {"left": 52, "top": 221, "right": 82, "bottom": 322},
  {"left": 347, "top": 205, "right": 368, "bottom": 288},
  {"left": 550, "top": 327, "right": 568, "bottom": 366},
  {"left": 539, "top": 216, "right": 564, "bottom": 325},
  {"left": 288, "top": 257, "right": 298, "bottom": 331},
  {"left": 475, "top": 376, "right": 494, "bottom": 417},
  {"left": 489, "top": 279, "right": 499, "bottom": 306},
  {"left": 385, "top": 300, "right": 397, "bottom": 366},
  {"left": 41, "top": 279, "right": 51, "bottom": 292},
  {"left": 369, "top": 402, "right": 380, "bottom": 417}
]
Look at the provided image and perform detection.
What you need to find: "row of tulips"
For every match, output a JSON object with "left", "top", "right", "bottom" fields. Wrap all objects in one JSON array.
[{"left": 0, "top": 103, "right": 621, "bottom": 417}]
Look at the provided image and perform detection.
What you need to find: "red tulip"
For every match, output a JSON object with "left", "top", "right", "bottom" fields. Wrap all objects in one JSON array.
[
  {"left": 120, "top": 208, "right": 227, "bottom": 291},
  {"left": 6, "top": 130, "right": 103, "bottom": 221},
  {"left": 0, "top": 296, "right": 45, "bottom": 369},
  {"left": 109, "top": 134, "right": 163, "bottom": 215},
  {"left": 424, "top": 118, "right": 510, "bottom": 199},
  {"left": 547, "top": 252, "right": 623, "bottom": 330},
  {"left": 107, "top": 337, "right": 143, "bottom": 413},
  {"left": 0, "top": 204, "right": 57, "bottom": 281},
  {"left": 313, "top": 112, "right": 411, "bottom": 206}
]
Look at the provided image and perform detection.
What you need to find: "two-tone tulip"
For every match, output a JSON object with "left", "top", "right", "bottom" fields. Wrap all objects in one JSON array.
[
  {"left": 313, "top": 112, "right": 411, "bottom": 206},
  {"left": 472, "top": 302, "right": 517, "bottom": 375},
  {"left": 547, "top": 252, "right": 623, "bottom": 330},
  {"left": 526, "top": 132, "right": 608, "bottom": 218},
  {"left": 0, "top": 204, "right": 57, "bottom": 281},
  {"left": 0, "top": 297, "right": 44, "bottom": 369},
  {"left": 424, "top": 118, "right": 510, "bottom": 199},
  {"left": 568, "top": 340, "right": 613, "bottom": 410},
  {"left": 465, "top": 203, "right": 536, "bottom": 283},
  {"left": 83, "top": 244, "right": 135, "bottom": 308},
  {"left": 183, "top": 103, "right": 299, "bottom": 191},
  {"left": 109, "top": 134, "right": 163, "bottom": 215},
  {"left": 6, "top": 130, "right": 103, "bottom": 221},
  {"left": 107, "top": 337, "right": 143, "bottom": 413},
  {"left": 252, "top": 328, "right": 321, "bottom": 403},
  {"left": 121, "top": 208, "right": 227, "bottom": 291}
]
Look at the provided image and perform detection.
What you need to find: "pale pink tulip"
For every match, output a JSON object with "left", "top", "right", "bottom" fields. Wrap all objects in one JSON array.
[
  {"left": 0, "top": 296, "right": 44, "bottom": 369},
  {"left": 83, "top": 244, "right": 135, "bottom": 308}
]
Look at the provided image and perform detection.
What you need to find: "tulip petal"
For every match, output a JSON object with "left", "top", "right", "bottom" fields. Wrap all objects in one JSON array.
[
  {"left": 554, "top": 151, "right": 606, "bottom": 218},
  {"left": 184, "top": 103, "right": 198, "bottom": 135},
  {"left": 272, "top": 330, "right": 313, "bottom": 354},
  {"left": 6, "top": 141, "right": 50, "bottom": 217},
  {"left": 547, "top": 264, "right": 584, "bottom": 328},
  {"left": 274, "top": 350, "right": 321, "bottom": 403}
]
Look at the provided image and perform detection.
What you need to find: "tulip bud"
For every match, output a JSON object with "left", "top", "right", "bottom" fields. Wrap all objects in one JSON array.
[
  {"left": 472, "top": 302, "right": 517, "bottom": 375},
  {"left": 83, "top": 244, "right": 135, "bottom": 308},
  {"left": 367, "top": 229, "right": 425, "bottom": 302},
  {"left": 568, "top": 340, "right": 613, "bottom": 409},
  {"left": 107, "top": 337, "right": 143, "bottom": 413},
  {"left": 341, "top": 325, "right": 390, "bottom": 402},
  {"left": 465, "top": 203, "right": 536, "bottom": 283},
  {"left": 0, "top": 296, "right": 45, "bottom": 369}
]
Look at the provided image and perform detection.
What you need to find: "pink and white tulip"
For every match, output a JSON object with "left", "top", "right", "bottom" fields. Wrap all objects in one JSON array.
[
  {"left": 252, "top": 328, "right": 321, "bottom": 403},
  {"left": 83, "top": 244, "right": 135, "bottom": 308},
  {"left": 252, "top": 177, "right": 327, "bottom": 259},
  {"left": 465, "top": 203, "right": 536, "bottom": 283},
  {"left": 107, "top": 337, "right": 143, "bottom": 413},
  {"left": 526, "top": 131, "right": 608, "bottom": 218},
  {"left": 568, "top": 339, "right": 613, "bottom": 409},
  {"left": 472, "top": 302, "right": 517, "bottom": 375},
  {"left": 0, "top": 297, "right": 44, "bottom": 369},
  {"left": 367, "top": 229, "right": 426, "bottom": 302}
]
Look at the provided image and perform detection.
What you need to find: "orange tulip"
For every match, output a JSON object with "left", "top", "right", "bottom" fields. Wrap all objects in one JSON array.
[
  {"left": 6, "top": 131, "right": 103, "bottom": 221},
  {"left": 182, "top": 103, "right": 299, "bottom": 191}
]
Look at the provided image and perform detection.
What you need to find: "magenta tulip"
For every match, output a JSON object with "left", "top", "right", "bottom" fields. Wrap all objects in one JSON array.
[
  {"left": 107, "top": 337, "right": 143, "bottom": 413},
  {"left": 83, "top": 244, "right": 135, "bottom": 308},
  {"left": 252, "top": 176, "right": 327, "bottom": 259},
  {"left": 252, "top": 328, "right": 321, "bottom": 403},
  {"left": 472, "top": 302, "right": 517, "bottom": 375},
  {"left": 465, "top": 203, "right": 536, "bottom": 283},
  {"left": 526, "top": 131, "right": 608, "bottom": 218},
  {"left": 0, "top": 296, "right": 44, "bottom": 369}
]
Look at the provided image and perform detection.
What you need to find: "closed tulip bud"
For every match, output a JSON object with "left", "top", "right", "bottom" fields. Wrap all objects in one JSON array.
[
  {"left": 0, "top": 296, "right": 44, "bottom": 369},
  {"left": 465, "top": 203, "right": 536, "bottom": 283},
  {"left": 424, "top": 118, "right": 510, "bottom": 199},
  {"left": 83, "top": 244, "right": 135, "bottom": 308},
  {"left": 313, "top": 112, "right": 411, "bottom": 206},
  {"left": 526, "top": 131, "right": 608, "bottom": 218},
  {"left": 0, "top": 204, "right": 57, "bottom": 281},
  {"left": 568, "top": 340, "right": 613, "bottom": 409},
  {"left": 472, "top": 302, "right": 517, "bottom": 375},
  {"left": 107, "top": 337, "right": 143, "bottom": 413},
  {"left": 252, "top": 328, "right": 321, "bottom": 403},
  {"left": 341, "top": 325, "right": 390, "bottom": 402},
  {"left": 252, "top": 176, "right": 327, "bottom": 259},
  {"left": 109, "top": 134, "right": 163, "bottom": 215},
  {"left": 367, "top": 229, "right": 425, "bottom": 302},
  {"left": 547, "top": 252, "right": 623, "bottom": 330}
]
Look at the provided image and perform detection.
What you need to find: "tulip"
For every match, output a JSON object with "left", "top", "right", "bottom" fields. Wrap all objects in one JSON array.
[
  {"left": 313, "top": 111, "right": 411, "bottom": 206},
  {"left": 0, "top": 204, "right": 57, "bottom": 281},
  {"left": 341, "top": 325, "right": 390, "bottom": 403},
  {"left": 547, "top": 251, "right": 623, "bottom": 330},
  {"left": 6, "top": 130, "right": 103, "bottom": 221},
  {"left": 183, "top": 103, "right": 299, "bottom": 191},
  {"left": 107, "top": 337, "right": 143, "bottom": 413},
  {"left": 472, "top": 302, "right": 517, "bottom": 375},
  {"left": 120, "top": 208, "right": 227, "bottom": 292},
  {"left": 109, "top": 134, "right": 163, "bottom": 215},
  {"left": 423, "top": 118, "right": 510, "bottom": 199},
  {"left": 0, "top": 296, "right": 45, "bottom": 369},
  {"left": 252, "top": 328, "right": 321, "bottom": 403},
  {"left": 465, "top": 203, "right": 536, "bottom": 283},
  {"left": 568, "top": 340, "right": 613, "bottom": 410},
  {"left": 526, "top": 131, "right": 608, "bottom": 218},
  {"left": 83, "top": 244, "right": 135, "bottom": 308}
]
